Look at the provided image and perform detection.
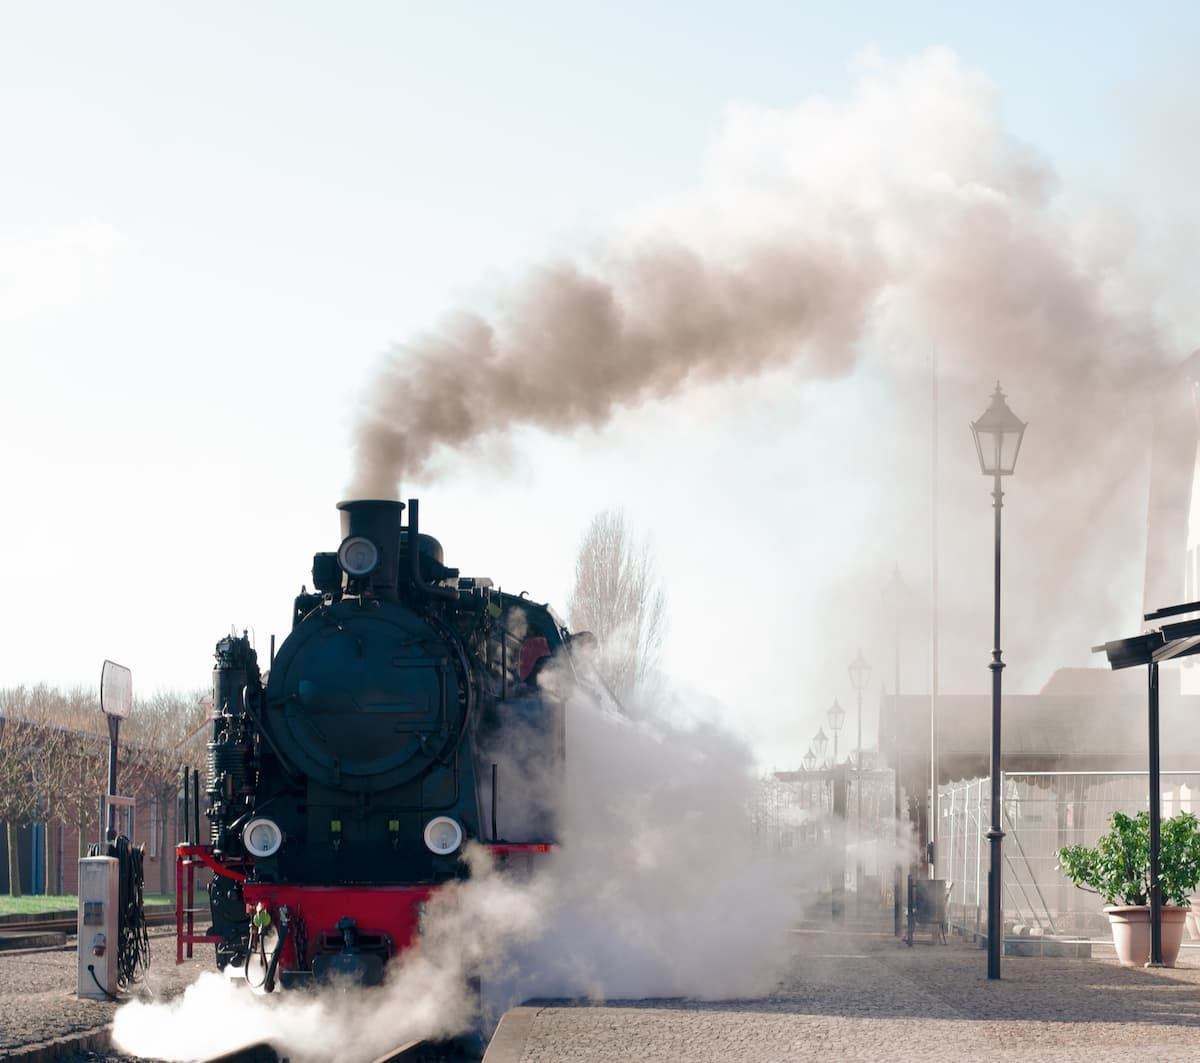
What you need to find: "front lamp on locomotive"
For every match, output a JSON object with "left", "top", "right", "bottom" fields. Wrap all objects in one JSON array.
[{"left": 186, "top": 498, "right": 564, "bottom": 988}]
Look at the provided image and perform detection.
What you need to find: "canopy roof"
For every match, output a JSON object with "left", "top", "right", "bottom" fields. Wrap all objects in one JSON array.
[{"left": 881, "top": 667, "right": 1200, "bottom": 786}]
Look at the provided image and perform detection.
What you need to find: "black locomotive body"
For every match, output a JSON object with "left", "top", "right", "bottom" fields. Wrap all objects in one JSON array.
[{"left": 193, "top": 498, "right": 566, "bottom": 988}]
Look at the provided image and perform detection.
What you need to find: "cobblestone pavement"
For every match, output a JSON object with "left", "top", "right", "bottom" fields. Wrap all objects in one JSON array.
[
  {"left": 9, "top": 916, "right": 1200, "bottom": 1061},
  {"left": 500, "top": 918, "right": 1200, "bottom": 1063},
  {"left": 0, "top": 930, "right": 209, "bottom": 1059}
]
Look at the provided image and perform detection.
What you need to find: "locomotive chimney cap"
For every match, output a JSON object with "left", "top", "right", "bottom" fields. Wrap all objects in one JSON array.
[
  {"left": 335, "top": 499, "right": 405, "bottom": 600},
  {"left": 336, "top": 498, "right": 405, "bottom": 510}
]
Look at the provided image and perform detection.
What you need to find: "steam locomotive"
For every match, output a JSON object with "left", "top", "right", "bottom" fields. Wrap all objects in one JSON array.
[{"left": 190, "top": 498, "right": 567, "bottom": 989}]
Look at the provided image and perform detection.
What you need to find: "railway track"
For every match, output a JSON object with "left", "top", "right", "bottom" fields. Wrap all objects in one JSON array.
[
  {"left": 200, "top": 1037, "right": 469, "bottom": 1062},
  {"left": 2, "top": 907, "right": 176, "bottom": 936}
]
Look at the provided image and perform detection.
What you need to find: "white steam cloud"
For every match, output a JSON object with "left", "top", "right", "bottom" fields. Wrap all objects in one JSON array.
[
  {"left": 493, "top": 679, "right": 801, "bottom": 1005},
  {"left": 112, "top": 680, "right": 807, "bottom": 1061},
  {"left": 349, "top": 47, "right": 1165, "bottom": 501},
  {"left": 348, "top": 47, "right": 1183, "bottom": 707}
]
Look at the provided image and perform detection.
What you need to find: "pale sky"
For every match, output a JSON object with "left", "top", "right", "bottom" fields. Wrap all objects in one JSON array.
[{"left": 4, "top": 3, "right": 1199, "bottom": 767}]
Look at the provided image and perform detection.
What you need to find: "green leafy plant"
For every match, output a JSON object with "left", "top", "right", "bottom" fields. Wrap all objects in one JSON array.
[{"left": 1057, "top": 810, "right": 1200, "bottom": 907}]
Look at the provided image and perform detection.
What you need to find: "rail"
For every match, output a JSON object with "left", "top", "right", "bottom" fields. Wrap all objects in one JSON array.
[
  {"left": 200, "top": 1038, "right": 438, "bottom": 1062},
  {"left": 0, "top": 907, "right": 175, "bottom": 936}
]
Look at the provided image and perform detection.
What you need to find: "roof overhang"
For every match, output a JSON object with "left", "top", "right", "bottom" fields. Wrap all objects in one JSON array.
[{"left": 1094, "top": 602, "right": 1200, "bottom": 669}]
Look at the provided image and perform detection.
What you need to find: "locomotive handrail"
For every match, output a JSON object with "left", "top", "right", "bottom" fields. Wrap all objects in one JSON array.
[
  {"left": 176, "top": 843, "right": 249, "bottom": 882},
  {"left": 176, "top": 844, "right": 243, "bottom": 964},
  {"left": 486, "top": 843, "right": 554, "bottom": 854}
]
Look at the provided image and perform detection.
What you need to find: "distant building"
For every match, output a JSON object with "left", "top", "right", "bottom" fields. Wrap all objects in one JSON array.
[{"left": 0, "top": 718, "right": 191, "bottom": 898}]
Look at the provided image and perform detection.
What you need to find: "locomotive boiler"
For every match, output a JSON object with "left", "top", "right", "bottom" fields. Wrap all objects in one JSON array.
[{"left": 188, "top": 498, "right": 566, "bottom": 989}]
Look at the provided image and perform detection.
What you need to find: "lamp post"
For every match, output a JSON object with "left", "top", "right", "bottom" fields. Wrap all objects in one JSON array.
[
  {"left": 802, "top": 747, "right": 817, "bottom": 840},
  {"left": 826, "top": 700, "right": 849, "bottom": 922},
  {"left": 813, "top": 728, "right": 830, "bottom": 815},
  {"left": 884, "top": 565, "right": 908, "bottom": 936},
  {"left": 970, "top": 381, "right": 1026, "bottom": 981},
  {"left": 827, "top": 698, "right": 846, "bottom": 765},
  {"left": 848, "top": 650, "right": 871, "bottom": 912},
  {"left": 813, "top": 726, "right": 829, "bottom": 766}
]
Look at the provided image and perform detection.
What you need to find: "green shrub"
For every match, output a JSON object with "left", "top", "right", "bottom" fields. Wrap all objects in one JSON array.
[{"left": 1057, "top": 810, "right": 1200, "bottom": 907}]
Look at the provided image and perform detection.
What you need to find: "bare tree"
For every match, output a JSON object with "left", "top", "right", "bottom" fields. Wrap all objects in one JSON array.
[
  {"left": 123, "top": 690, "right": 207, "bottom": 893},
  {"left": 567, "top": 508, "right": 668, "bottom": 706},
  {"left": 0, "top": 684, "right": 203, "bottom": 895},
  {"left": 52, "top": 687, "right": 109, "bottom": 866},
  {"left": 0, "top": 714, "right": 40, "bottom": 897},
  {"left": 25, "top": 686, "right": 74, "bottom": 895},
  {"left": 62, "top": 729, "right": 109, "bottom": 864},
  {"left": 0, "top": 687, "right": 75, "bottom": 896},
  {"left": 0, "top": 685, "right": 105, "bottom": 895}
]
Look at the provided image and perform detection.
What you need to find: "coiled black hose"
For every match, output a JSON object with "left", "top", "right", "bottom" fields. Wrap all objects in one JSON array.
[{"left": 113, "top": 835, "right": 150, "bottom": 988}]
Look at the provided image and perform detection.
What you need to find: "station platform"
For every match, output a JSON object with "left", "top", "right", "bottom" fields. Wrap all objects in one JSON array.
[{"left": 483, "top": 910, "right": 1200, "bottom": 1062}]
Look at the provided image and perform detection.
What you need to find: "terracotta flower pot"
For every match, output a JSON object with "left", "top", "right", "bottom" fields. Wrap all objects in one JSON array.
[{"left": 1104, "top": 905, "right": 1190, "bottom": 967}]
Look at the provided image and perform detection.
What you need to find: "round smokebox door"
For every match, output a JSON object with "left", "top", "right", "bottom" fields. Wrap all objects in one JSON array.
[{"left": 266, "top": 606, "right": 466, "bottom": 792}]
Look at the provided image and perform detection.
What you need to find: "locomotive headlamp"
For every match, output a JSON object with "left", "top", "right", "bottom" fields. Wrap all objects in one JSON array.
[
  {"left": 423, "top": 816, "right": 464, "bottom": 856},
  {"left": 337, "top": 536, "right": 380, "bottom": 578},
  {"left": 243, "top": 817, "right": 283, "bottom": 858}
]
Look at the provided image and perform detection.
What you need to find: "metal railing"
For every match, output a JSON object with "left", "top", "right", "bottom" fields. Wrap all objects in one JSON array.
[{"left": 939, "top": 771, "right": 1200, "bottom": 936}]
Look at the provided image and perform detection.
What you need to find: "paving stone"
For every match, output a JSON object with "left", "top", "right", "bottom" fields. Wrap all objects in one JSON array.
[
  {"left": 486, "top": 914, "right": 1200, "bottom": 1063},
  {"left": 8, "top": 912, "right": 1200, "bottom": 1062}
]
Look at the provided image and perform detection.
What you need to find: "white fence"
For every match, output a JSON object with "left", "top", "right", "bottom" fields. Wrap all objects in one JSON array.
[{"left": 939, "top": 771, "right": 1200, "bottom": 936}]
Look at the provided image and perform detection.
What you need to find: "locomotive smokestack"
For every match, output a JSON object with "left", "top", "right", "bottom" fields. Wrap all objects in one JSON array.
[{"left": 337, "top": 499, "right": 404, "bottom": 601}]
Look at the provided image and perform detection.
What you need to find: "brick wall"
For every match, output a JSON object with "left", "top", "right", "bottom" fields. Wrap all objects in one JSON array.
[{"left": 1, "top": 784, "right": 185, "bottom": 897}]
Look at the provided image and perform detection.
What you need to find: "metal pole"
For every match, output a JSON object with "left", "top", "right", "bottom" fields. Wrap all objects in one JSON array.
[
  {"left": 833, "top": 766, "right": 847, "bottom": 923},
  {"left": 894, "top": 659, "right": 903, "bottom": 935},
  {"left": 192, "top": 768, "right": 201, "bottom": 846},
  {"left": 986, "top": 467, "right": 1005, "bottom": 980},
  {"left": 181, "top": 765, "right": 190, "bottom": 845},
  {"left": 888, "top": 567, "right": 905, "bottom": 937},
  {"left": 1149, "top": 661, "right": 1163, "bottom": 966},
  {"left": 930, "top": 351, "right": 940, "bottom": 880},
  {"left": 106, "top": 715, "right": 120, "bottom": 842},
  {"left": 856, "top": 685, "right": 863, "bottom": 915}
]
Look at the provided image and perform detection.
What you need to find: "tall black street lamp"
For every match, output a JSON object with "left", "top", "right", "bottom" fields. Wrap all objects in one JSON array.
[
  {"left": 848, "top": 650, "right": 871, "bottom": 910},
  {"left": 827, "top": 698, "right": 846, "bottom": 765},
  {"left": 970, "top": 381, "right": 1027, "bottom": 981}
]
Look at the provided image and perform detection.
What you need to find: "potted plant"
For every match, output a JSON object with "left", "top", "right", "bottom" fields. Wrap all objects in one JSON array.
[{"left": 1057, "top": 810, "right": 1200, "bottom": 967}]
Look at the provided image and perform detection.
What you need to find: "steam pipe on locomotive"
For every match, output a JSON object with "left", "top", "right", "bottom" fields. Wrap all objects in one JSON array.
[{"left": 179, "top": 498, "right": 567, "bottom": 989}]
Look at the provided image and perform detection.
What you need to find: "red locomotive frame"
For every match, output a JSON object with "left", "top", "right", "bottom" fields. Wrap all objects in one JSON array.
[{"left": 176, "top": 843, "right": 551, "bottom": 977}]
